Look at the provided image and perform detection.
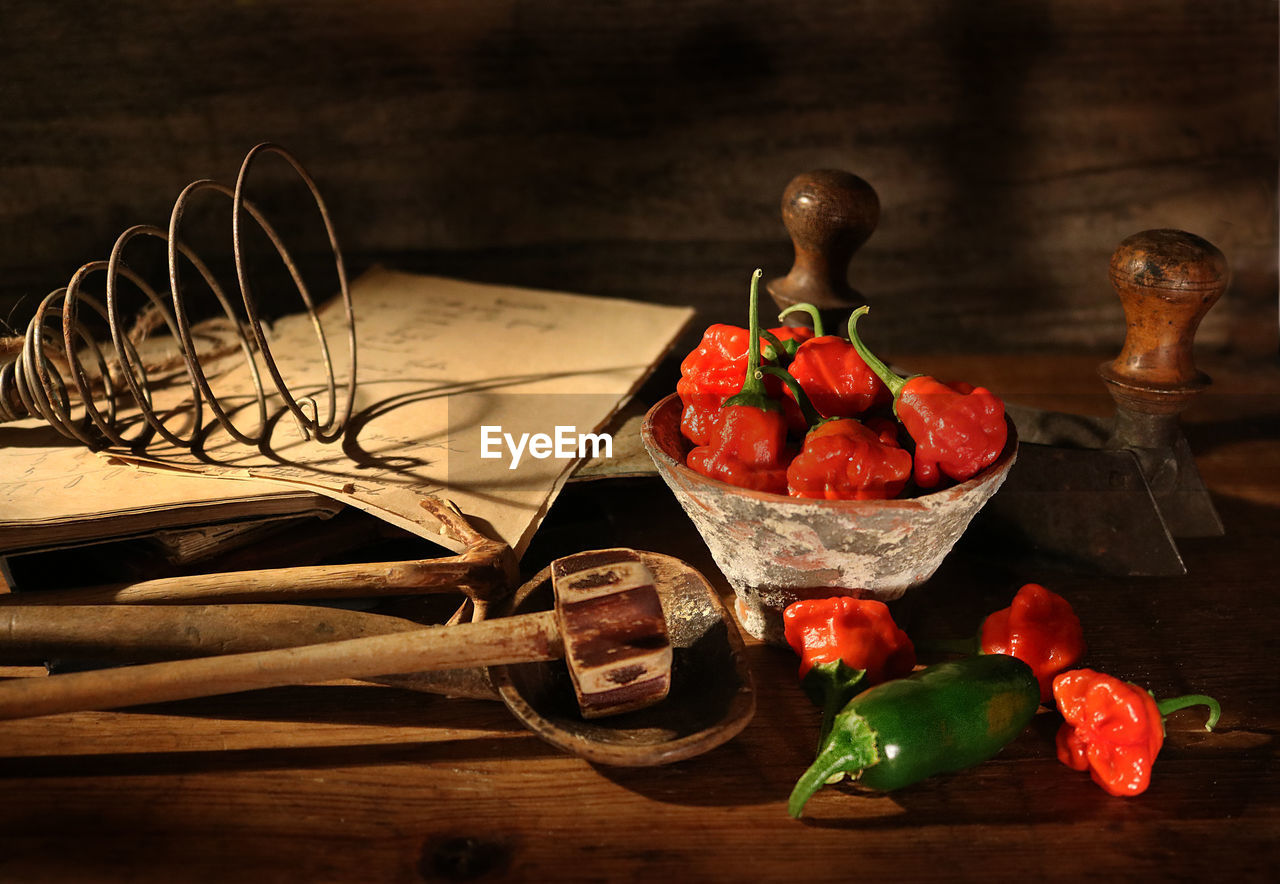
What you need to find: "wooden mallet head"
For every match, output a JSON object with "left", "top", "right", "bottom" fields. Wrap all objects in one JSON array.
[{"left": 551, "top": 549, "right": 673, "bottom": 719}]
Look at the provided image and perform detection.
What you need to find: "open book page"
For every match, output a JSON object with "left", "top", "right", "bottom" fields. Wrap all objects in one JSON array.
[
  {"left": 1, "top": 269, "right": 693, "bottom": 557},
  {"left": 0, "top": 421, "right": 342, "bottom": 554}
]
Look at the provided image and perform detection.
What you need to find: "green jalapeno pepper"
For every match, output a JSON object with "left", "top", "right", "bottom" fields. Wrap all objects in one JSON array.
[{"left": 788, "top": 654, "right": 1040, "bottom": 817}]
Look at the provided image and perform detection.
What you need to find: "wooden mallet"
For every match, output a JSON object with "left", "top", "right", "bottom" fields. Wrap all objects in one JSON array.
[{"left": 0, "top": 549, "right": 672, "bottom": 721}]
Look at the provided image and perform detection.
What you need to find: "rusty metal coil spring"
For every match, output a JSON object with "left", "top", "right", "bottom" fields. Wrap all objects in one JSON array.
[{"left": 0, "top": 143, "right": 356, "bottom": 451}]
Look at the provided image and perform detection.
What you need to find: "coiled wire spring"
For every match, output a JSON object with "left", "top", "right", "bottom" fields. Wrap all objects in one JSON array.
[{"left": 0, "top": 143, "right": 356, "bottom": 452}]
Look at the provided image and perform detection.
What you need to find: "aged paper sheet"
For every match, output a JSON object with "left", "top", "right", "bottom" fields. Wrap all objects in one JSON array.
[{"left": 1, "top": 269, "right": 692, "bottom": 556}]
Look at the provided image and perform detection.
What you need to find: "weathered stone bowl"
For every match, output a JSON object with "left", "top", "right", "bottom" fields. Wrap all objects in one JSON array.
[{"left": 641, "top": 393, "right": 1018, "bottom": 645}]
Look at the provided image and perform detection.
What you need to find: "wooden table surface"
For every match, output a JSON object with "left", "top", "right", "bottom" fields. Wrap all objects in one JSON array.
[{"left": 0, "top": 352, "right": 1276, "bottom": 883}]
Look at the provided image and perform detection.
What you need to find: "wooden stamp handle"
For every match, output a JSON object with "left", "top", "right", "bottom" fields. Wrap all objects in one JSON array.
[
  {"left": 766, "top": 169, "right": 879, "bottom": 326},
  {"left": 1098, "top": 229, "right": 1229, "bottom": 416}
]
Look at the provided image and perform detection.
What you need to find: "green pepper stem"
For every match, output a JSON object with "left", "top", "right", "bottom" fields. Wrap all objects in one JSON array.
[
  {"left": 1157, "top": 694, "right": 1221, "bottom": 731},
  {"left": 744, "top": 270, "right": 765, "bottom": 379},
  {"left": 846, "top": 306, "right": 909, "bottom": 399},
  {"left": 723, "top": 269, "right": 779, "bottom": 412},
  {"left": 778, "top": 302, "right": 825, "bottom": 337},
  {"left": 759, "top": 365, "right": 822, "bottom": 428},
  {"left": 787, "top": 712, "right": 879, "bottom": 819},
  {"left": 788, "top": 748, "right": 855, "bottom": 819},
  {"left": 759, "top": 329, "right": 790, "bottom": 364},
  {"left": 801, "top": 661, "right": 868, "bottom": 749}
]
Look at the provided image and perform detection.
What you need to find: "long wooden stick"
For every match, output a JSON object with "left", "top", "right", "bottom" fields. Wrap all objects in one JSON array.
[
  {"left": 0, "top": 603, "right": 420, "bottom": 664},
  {"left": 0, "top": 611, "right": 560, "bottom": 721},
  {"left": 0, "top": 603, "right": 505, "bottom": 700},
  {"left": 0, "top": 559, "right": 486, "bottom": 606},
  {"left": 0, "top": 498, "right": 518, "bottom": 609}
]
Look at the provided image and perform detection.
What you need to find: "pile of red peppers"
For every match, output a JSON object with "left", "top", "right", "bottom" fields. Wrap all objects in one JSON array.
[
  {"left": 784, "top": 584, "right": 1221, "bottom": 816},
  {"left": 676, "top": 271, "right": 1009, "bottom": 499}
]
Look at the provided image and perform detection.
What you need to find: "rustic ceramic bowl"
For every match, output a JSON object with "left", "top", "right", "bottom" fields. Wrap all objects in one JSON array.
[{"left": 641, "top": 393, "right": 1018, "bottom": 645}]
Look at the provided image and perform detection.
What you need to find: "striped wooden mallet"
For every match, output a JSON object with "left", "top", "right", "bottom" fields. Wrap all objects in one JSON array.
[
  {"left": 550, "top": 549, "right": 672, "bottom": 717},
  {"left": 0, "top": 549, "right": 672, "bottom": 722}
]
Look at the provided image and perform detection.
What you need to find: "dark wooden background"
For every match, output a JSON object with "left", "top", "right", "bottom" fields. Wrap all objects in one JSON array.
[{"left": 1, "top": 0, "right": 1275, "bottom": 356}]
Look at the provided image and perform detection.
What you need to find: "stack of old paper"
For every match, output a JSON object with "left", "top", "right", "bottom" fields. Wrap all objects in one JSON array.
[{"left": 0, "top": 268, "right": 692, "bottom": 558}]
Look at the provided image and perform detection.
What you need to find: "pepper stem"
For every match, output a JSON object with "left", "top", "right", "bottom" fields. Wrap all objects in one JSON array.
[
  {"left": 787, "top": 711, "right": 878, "bottom": 819},
  {"left": 800, "top": 660, "right": 868, "bottom": 748},
  {"left": 846, "top": 306, "right": 909, "bottom": 399},
  {"left": 759, "top": 329, "right": 791, "bottom": 364},
  {"left": 778, "top": 302, "right": 825, "bottom": 337},
  {"left": 1157, "top": 694, "right": 1221, "bottom": 731},
  {"left": 759, "top": 365, "right": 822, "bottom": 428},
  {"left": 723, "top": 269, "right": 779, "bottom": 411}
]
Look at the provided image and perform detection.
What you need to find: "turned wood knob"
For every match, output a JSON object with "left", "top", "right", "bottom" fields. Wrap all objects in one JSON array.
[
  {"left": 766, "top": 170, "right": 879, "bottom": 329},
  {"left": 1098, "top": 229, "right": 1229, "bottom": 417}
]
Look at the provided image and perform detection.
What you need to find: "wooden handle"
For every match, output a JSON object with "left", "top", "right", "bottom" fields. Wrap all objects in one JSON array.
[
  {"left": 766, "top": 169, "right": 879, "bottom": 324},
  {"left": 0, "top": 558, "right": 495, "bottom": 607},
  {"left": 0, "top": 603, "right": 421, "bottom": 664},
  {"left": 0, "top": 610, "right": 560, "bottom": 721},
  {"left": 1098, "top": 229, "right": 1229, "bottom": 416}
]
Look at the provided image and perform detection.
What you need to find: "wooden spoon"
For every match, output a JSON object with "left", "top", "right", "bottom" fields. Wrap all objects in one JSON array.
[{"left": 492, "top": 551, "right": 755, "bottom": 766}]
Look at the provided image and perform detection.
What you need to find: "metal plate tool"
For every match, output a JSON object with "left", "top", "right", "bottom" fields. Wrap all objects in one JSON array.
[{"left": 980, "top": 228, "right": 1227, "bottom": 575}]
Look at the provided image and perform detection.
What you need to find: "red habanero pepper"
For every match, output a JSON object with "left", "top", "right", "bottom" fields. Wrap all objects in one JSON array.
[
  {"left": 783, "top": 596, "right": 916, "bottom": 745},
  {"left": 786, "top": 417, "right": 913, "bottom": 501},
  {"left": 846, "top": 306, "right": 1008, "bottom": 489},
  {"left": 687, "top": 405, "right": 790, "bottom": 493},
  {"left": 981, "top": 583, "right": 1085, "bottom": 702},
  {"left": 1052, "top": 669, "right": 1221, "bottom": 797},
  {"left": 676, "top": 325, "right": 750, "bottom": 446},
  {"left": 686, "top": 270, "right": 792, "bottom": 494},
  {"left": 677, "top": 324, "right": 813, "bottom": 445},
  {"left": 776, "top": 303, "right": 891, "bottom": 419}
]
